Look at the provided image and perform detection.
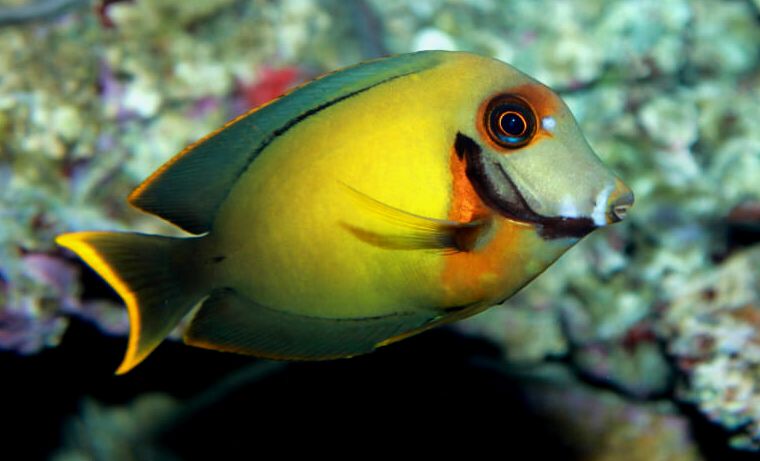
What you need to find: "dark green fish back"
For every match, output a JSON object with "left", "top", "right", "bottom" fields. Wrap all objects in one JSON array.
[{"left": 129, "top": 51, "right": 447, "bottom": 234}]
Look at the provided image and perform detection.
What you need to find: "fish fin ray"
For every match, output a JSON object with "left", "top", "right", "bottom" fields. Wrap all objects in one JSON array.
[
  {"left": 184, "top": 288, "right": 437, "bottom": 360},
  {"left": 340, "top": 183, "right": 485, "bottom": 252},
  {"left": 56, "top": 232, "right": 206, "bottom": 374}
]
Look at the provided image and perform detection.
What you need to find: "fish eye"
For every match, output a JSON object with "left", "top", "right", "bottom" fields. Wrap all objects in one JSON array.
[{"left": 486, "top": 96, "right": 537, "bottom": 149}]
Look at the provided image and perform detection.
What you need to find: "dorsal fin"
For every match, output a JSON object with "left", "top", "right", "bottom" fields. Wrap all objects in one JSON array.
[{"left": 128, "top": 51, "right": 448, "bottom": 234}]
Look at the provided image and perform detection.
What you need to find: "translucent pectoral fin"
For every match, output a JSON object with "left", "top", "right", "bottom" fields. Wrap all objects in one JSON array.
[
  {"left": 184, "top": 289, "right": 438, "bottom": 360},
  {"left": 340, "top": 183, "right": 487, "bottom": 252}
]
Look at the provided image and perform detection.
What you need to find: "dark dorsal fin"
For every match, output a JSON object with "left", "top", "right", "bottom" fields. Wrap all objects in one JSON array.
[{"left": 128, "top": 51, "right": 447, "bottom": 234}]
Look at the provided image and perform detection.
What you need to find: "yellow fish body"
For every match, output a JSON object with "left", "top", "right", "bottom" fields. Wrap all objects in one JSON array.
[{"left": 57, "top": 51, "right": 633, "bottom": 374}]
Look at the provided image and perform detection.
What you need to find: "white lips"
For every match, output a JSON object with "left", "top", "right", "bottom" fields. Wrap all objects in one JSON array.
[{"left": 591, "top": 183, "right": 615, "bottom": 226}]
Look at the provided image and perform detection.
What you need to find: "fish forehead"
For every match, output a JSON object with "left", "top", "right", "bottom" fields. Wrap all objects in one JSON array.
[
  {"left": 316, "top": 52, "right": 554, "bottom": 135},
  {"left": 318, "top": 52, "right": 537, "bottom": 134}
]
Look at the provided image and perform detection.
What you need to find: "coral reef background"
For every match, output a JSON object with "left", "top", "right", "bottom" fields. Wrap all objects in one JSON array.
[{"left": 1, "top": 0, "right": 759, "bottom": 459}]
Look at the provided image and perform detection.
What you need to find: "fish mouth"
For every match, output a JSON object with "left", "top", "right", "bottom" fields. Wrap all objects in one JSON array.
[{"left": 455, "top": 133, "right": 597, "bottom": 240}]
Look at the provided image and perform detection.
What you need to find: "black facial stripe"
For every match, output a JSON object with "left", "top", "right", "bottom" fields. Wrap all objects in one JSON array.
[
  {"left": 454, "top": 132, "right": 596, "bottom": 240},
  {"left": 495, "top": 162, "right": 536, "bottom": 222}
]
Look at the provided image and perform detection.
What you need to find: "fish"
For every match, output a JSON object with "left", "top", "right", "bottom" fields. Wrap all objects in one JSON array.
[{"left": 56, "top": 51, "right": 633, "bottom": 374}]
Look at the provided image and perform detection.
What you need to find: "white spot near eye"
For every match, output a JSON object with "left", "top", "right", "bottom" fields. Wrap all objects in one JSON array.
[
  {"left": 592, "top": 183, "right": 615, "bottom": 226},
  {"left": 541, "top": 116, "right": 557, "bottom": 132}
]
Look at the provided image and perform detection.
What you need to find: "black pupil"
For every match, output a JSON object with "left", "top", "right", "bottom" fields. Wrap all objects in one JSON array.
[{"left": 501, "top": 111, "right": 525, "bottom": 137}]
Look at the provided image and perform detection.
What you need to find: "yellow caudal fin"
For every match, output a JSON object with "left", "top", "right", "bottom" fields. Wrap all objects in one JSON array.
[{"left": 56, "top": 231, "right": 206, "bottom": 374}]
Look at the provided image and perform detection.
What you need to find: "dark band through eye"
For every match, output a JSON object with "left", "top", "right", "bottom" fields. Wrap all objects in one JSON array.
[{"left": 486, "top": 96, "right": 536, "bottom": 149}]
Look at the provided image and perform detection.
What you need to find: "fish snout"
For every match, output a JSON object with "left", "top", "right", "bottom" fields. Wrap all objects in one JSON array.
[{"left": 605, "top": 180, "right": 634, "bottom": 224}]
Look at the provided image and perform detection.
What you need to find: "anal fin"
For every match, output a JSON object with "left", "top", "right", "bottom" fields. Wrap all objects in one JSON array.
[{"left": 184, "top": 289, "right": 438, "bottom": 360}]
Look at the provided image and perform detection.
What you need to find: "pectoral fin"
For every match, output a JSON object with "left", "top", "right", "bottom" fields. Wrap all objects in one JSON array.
[
  {"left": 184, "top": 288, "right": 438, "bottom": 360},
  {"left": 340, "top": 184, "right": 487, "bottom": 252}
]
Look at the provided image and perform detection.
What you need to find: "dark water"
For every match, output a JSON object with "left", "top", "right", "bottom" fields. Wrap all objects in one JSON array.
[
  {"left": 6, "top": 316, "right": 576, "bottom": 459},
  {"left": 5, "top": 314, "right": 759, "bottom": 460}
]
